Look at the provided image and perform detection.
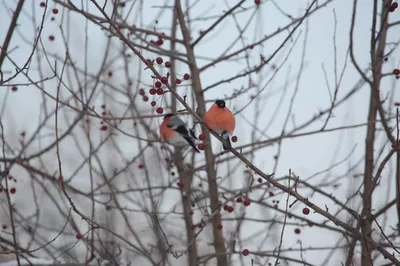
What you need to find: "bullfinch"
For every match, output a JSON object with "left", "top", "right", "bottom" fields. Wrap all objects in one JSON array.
[
  {"left": 204, "top": 100, "right": 236, "bottom": 150},
  {"left": 160, "top": 113, "right": 200, "bottom": 153}
]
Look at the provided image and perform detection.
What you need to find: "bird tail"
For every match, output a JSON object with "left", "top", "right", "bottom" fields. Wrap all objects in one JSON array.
[
  {"left": 184, "top": 136, "right": 200, "bottom": 153},
  {"left": 221, "top": 131, "right": 231, "bottom": 151}
]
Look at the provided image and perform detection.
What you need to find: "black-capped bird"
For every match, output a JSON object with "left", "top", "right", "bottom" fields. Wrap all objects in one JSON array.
[
  {"left": 204, "top": 100, "right": 236, "bottom": 150},
  {"left": 160, "top": 113, "right": 200, "bottom": 153}
]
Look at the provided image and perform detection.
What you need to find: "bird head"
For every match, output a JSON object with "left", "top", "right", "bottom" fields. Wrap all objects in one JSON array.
[
  {"left": 215, "top": 100, "right": 226, "bottom": 109},
  {"left": 163, "top": 113, "right": 174, "bottom": 120}
]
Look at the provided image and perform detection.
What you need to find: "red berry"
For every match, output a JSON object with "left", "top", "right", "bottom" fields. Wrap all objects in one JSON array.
[
  {"left": 11, "top": 86, "right": 17, "bottom": 91},
  {"left": 160, "top": 77, "right": 168, "bottom": 84},
  {"left": 269, "top": 191, "right": 275, "bottom": 197},
  {"left": 40, "top": 2, "right": 46, "bottom": 7},
  {"left": 198, "top": 143, "right": 205, "bottom": 150},
  {"left": 189, "top": 210, "right": 194, "bottom": 215},
  {"left": 165, "top": 61, "right": 171, "bottom": 68},
  {"left": 156, "top": 107, "right": 163, "bottom": 114},
  {"left": 149, "top": 88, "right": 156, "bottom": 95},
  {"left": 242, "top": 249, "right": 249, "bottom": 256},
  {"left": 139, "top": 88, "right": 145, "bottom": 95},
  {"left": 2, "top": 225, "right": 7, "bottom": 230},
  {"left": 392, "top": 2, "right": 399, "bottom": 9},
  {"left": 294, "top": 228, "right": 301, "bottom": 234},
  {"left": 108, "top": 71, "right": 113, "bottom": 77},
  {"left": 52, "top": 8, "right": 59, "bottom": 14},
  {"left": 102, "top": 112, "right": 107, "bottom": 116},
  {"left": 49, "top": 35, "right": 55, "bottom": 41},
  {"left": 231, "top": 136, "right": 238, "bottom": 142},
  {"left": 199, "top": 134, "right": 205, "bottom": 140},
  {"left": 254, "top": 0, "right": 261, "bottom": 5},
  {"left": 100, "top": 125, "right": 108, "bottom": 131},
  {"left": 10, "top": 188, "right": 16, "bottom": 194},
  {"left": 243, "top": 199, "right": 251, "bottom": 206},
  {"left": 227, "top": 206, "right": 234, "bottom": 213},
  {"left": 302, "top": 207, "right": 310, "bottom": 215},
  {"left": 389, "top": 5, "right": 396, "bottom": 12},
  {"left": 143, "top": 96, "right": 149, "bottom": 102},
  {"left": 155, "top": 81, "right": 162, "bottom": 88},
  {"left": 178, "top": 182, "right": 184, "bottom": 189},
  {"left": 101, "top": 104, "right": 106, "bottom": 109},
  {"left": 156, "top": 39, "right": 163, "bottom": 45},
  {"left": 156, "top": 88, "right": 164, "bottom": 95},
  {"left": 176, "top": 78, "right": 181, "bottom": 84},
  {"left": 183, "top": 73, "right": 190, "bottom": 80},
  {"left": 236, "top": 197, "right": 243, "bottom": 203},
  {"left": 156, "top": 57, "right": 163, "bottom": 64},
  {"left": 76, "top": 233, "right": 82, "bottom": 239},
  {"left": 257, "top": 178, "right": 262, "bottom": 183},
  {"left": 138, "top": 164, "right": 144, "bottom": 169},
  {"left": 151, "top": 101, "right": 156, "bottom": 107},
  {"left": 217, "top": 223, "right": 223, "bottom": 230},
  {"left": 393, "top": 69, "right": 400, "bottom": 75}
]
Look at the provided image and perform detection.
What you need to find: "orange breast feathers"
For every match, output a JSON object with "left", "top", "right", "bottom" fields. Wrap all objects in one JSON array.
[
  {"left": 160, "top": 120, "right": 175, "bottom": 141},
  {"left": 204, "top": 104, "right": 235, "bottom": 134}
]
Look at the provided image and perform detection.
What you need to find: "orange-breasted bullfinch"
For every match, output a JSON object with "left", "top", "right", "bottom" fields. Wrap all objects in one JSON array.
[
  {"left": 160, "top": 113, "right": 200, "bottom": 153},
  {"left": 204, "top": 100, "right": 236, "bottom": 150}
]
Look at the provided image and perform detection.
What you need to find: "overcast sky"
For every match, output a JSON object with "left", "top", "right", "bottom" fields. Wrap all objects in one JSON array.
[{"left": 1, "top": 0, "right": 400, "bottom": 265}]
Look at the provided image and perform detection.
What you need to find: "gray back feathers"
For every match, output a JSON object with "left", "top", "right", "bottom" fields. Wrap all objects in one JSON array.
[{"left": 166, "top": 115, "right": 185, "bottom": 130}]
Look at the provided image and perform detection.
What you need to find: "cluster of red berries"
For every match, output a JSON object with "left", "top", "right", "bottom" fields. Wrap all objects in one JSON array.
[
  {"left": 138, "top": 88, "right": 149, "bottom": 102},
  {"left": 196, "top": 134, "right": 238, "bottom": 151},
  {"left": 101, "top": 104, "right": 108, "bottom": 117},
  {"left": 198, "top": 134, "right": 206, "bottom": 150},
  {"left": 235, "top": 196, "right": 251, "bottom": 206},
  {"left": 223, "top": 204, "right": 235, "bottom": 213},
  {"left": 100, "top": 104, "right": 108, "bottom": 131},
  {"left": 39, "top": 2, "right": 57, "bottom": 11},
  {"left": 389, "top": 2, "right": 398, "bottom": 12},
  {"left": 40, "top": 3, "right": 58, "bottom": 37},
  {"left": 145, "top": 57, "right": 191, "bottom": 114}
]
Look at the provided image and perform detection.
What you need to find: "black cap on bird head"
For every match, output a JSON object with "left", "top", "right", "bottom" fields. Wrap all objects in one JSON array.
[
  {"left": 215, "top": 100, "right": 226, "bottom": 108},
  {"left": 163, "top": 113, "right": 174, "bottom": 120}
]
